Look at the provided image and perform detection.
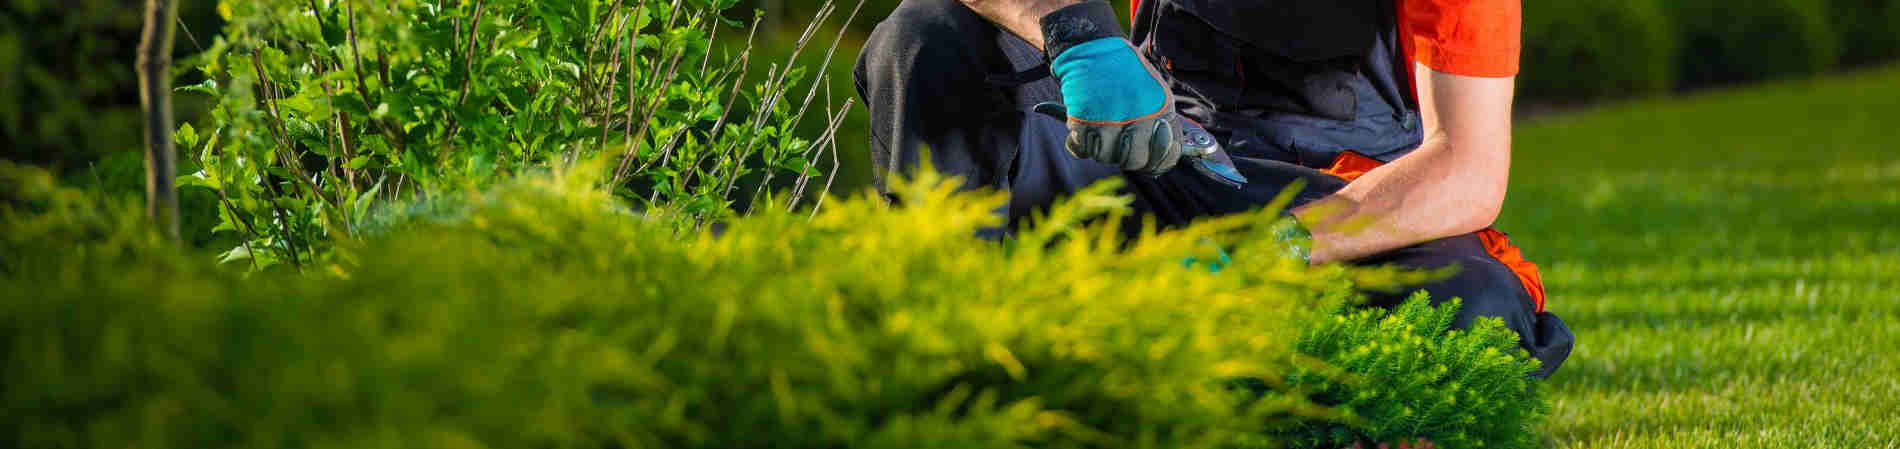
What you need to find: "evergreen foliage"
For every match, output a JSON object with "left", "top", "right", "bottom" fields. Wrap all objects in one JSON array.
[{"left": 1274, "top": 294, "right": 1547, "bottom": 449}]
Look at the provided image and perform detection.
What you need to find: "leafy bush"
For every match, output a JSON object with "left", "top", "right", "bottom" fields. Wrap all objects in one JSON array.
[
  {"left": 2, "top": 161, "right": 1546, "bottom": 448},
  {"left": 1665, "top": 0, "right": 1840, "bottom": 87},
  {"left": 177, "top": 0, "right": 855, "bottom": 271},
  {"left": 1519, "top": 0, "right": 1676, "bottom": 104},
  {"left": 1824, "top": 0, "right": 1900, "bottom": 66},
  {"left": 1271, "top": 294, "right": 1547, "bottom": 449}
]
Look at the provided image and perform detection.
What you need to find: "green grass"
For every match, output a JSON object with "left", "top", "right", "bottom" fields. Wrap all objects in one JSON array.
[{"left": 1502, "top": 65, "right": 1900, "bottom": 448}]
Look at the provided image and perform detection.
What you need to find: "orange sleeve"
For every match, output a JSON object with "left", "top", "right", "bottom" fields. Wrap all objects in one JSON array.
[{"left": 1398, "top": 0, "right": 1522, "bottom": 78}]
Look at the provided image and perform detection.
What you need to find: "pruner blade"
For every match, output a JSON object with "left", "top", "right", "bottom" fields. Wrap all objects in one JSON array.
[{"left": 1177, "top": 116, "right": 1248, "bottom": 188}]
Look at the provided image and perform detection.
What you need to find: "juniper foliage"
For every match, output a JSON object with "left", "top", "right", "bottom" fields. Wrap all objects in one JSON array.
[{"left": 1275, "top": 293, "right": 1548, "bottom": 449}]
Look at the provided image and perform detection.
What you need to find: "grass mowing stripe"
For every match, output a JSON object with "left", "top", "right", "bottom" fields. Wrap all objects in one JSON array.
[{"left": 1502, "top": 65, "right": 1900, "bottom": 448}]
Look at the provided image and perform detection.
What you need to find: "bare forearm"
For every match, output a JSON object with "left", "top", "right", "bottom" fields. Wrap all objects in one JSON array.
[
  {"left": 1295, "top": 66, "right": 1516, "bottom": 264},
  {"left": 1296, "top": 136, "right": 1507, "bottom": 263},
  {"left": 957, "top": 0, "right": 1087, "bottom": 49}
]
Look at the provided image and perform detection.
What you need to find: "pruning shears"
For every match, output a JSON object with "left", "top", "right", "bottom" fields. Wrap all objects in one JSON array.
[
  {"left": 1036, "top": 104, "right": 1250, "bottom": 188},
  {"left": 1176, "top": 116, "right": 1249, "bottom": 189}
]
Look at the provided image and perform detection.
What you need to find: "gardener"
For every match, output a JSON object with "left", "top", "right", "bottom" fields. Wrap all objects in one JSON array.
[{"left": 854, "top": 0, "right": 1572, "bottom": 376}]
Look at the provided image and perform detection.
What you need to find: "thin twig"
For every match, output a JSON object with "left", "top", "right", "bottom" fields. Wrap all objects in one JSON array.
[
  {"left": 720, "top": 2, "right": 834, "bottom": 197},
  {"left": 782, "top": 0, "right": 866, "bottom": 133},
  {"left": 439, "top": 0, "right": 488, "bottom": 147},
  {"left": 312, "top": 55, "right": 359, "bottom": 189},
  {"left": 250, "top": 52, "right": 340, "bottom": 211},
  {"left": 583, "top": 0, "right": 628, "bottom": 73},
  {"left": 586, "top": 5, "right": 636, "bottom": 165},
  {"left": 676, "top": 66, "right": 752, "bottom": 191},
  {"left": 215, "top": 193, "right": 263, "bottom": 271},
  {"left": 612, "top": 46, "right": 688, "bottom": 183},
  {"left": 674, "top": 17, "right": 760, "bottom": 191},
  {"left": 811, "top": 123, "right": 841, "bottom": 218},
  {"left": 775, "top": 96, "right": 852, "bottom": 207},
  {"left": 175, "top": 14, "right": 204, "bottom": 52},
  {"left": 788, "top": 75, "right": 836, "bottom": 208},
  {"left": 347, "top": 0, "right": 407, "bottom": 153},
  {"left": 454, "top": 0, "right": 487, "bottom": 106}
]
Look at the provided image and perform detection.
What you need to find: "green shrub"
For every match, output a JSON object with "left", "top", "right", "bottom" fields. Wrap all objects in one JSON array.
[
  {"left": 1666, "top": 0, "right": 1840, "bottom": 87},
  {"left": 2, "top": 162, "right": 1547, "bottom": 448},
  {"left": 1824, "top": 0, "right": 1900, "bottom": 66},
  {"left": 178, "top": 0, "right": 855, "bottom": 272},
  {"left": 1271, "top": 294, "right": 1547, "bottom": 449},
  {"left": 1520, "top": 0, "right": 1677, "bottom": 104}
]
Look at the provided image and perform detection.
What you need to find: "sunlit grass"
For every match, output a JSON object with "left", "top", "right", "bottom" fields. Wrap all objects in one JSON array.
[{"left": 1503, "top": 65, "right": 1900, "bottom": 448}]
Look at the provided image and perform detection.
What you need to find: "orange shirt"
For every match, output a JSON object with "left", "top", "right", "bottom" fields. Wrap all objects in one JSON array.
[{"left": 1398, "top": 0, "right": 1522, "bottom": 78}]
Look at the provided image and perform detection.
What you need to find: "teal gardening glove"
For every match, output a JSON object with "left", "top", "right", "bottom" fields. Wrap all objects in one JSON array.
[
  {"left": 1032, "top": 0, "right": 1182, "bottom": 177},
  {"left": 1184, "top": 218, "right": 1313, "bottom": 273}
]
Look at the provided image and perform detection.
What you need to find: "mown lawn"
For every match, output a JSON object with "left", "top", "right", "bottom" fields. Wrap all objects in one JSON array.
[{"left": 1501, "top": 66, "right": 1900, "bottom": 448}]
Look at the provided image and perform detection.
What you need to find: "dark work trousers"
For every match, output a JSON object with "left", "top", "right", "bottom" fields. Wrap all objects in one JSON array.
[{"left": 854, "top": 0, "right": 1572, "bottom": 378}]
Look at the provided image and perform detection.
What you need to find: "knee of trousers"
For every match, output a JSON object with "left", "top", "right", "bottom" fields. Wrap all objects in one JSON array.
[
  {"left": 860, "top": 0, "right": 992, "bottom": 68},
  {"left": 1422, "top": 255, "right": 1540, "bottom": 335}
]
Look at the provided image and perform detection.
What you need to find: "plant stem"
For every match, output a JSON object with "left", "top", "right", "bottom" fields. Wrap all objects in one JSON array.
[{"left": 137, "top": 0, "right": 180, "bottom": 239}]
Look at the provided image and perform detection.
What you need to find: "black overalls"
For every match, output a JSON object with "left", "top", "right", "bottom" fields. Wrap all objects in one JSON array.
[{"left": 854, "top": 0, "right": 1572, "bottom": 377}]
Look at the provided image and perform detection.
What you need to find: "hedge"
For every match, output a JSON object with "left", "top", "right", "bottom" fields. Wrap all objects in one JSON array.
[
  {"left": 1518, "top": 0, "right": 1900, "bottom": 103},
  {"left": 1519, "top": 0, "right": 1677, "bottom": 103},
  {"left": 1666, "top": 0, "right": 1840, "bottom": 87},
  {"left": 1825, "top": 0, "right": 1900, "bottom": 66},
  {"left": 2, "top": 162, "right": 1547, "bottom": 449}
]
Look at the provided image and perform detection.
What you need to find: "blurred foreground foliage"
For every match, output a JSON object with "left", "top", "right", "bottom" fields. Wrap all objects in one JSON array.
[{"left": 2, "top": 160, "right": 1544, "bottom": 448}]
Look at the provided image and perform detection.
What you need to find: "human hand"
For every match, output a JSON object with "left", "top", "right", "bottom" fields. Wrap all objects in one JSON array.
[
  {"left": 1268, "top": 216, "right": 1314, "bottom": 264},
  {"left": 1027, "top": 1, "right": 1182, "bottom": 176}
]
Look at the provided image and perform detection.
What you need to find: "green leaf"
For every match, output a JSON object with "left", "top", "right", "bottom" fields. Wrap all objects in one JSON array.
[
  {"left": 353, "top": 179, "right": 384, "bottom": 226},
  {"left": 175, "top": 123, "right": 199, "bottom": 149},
  {"left": 175, "top": 78, "right": 220, "bottom": 96},
  {"left": 177, "top": 170, "right": 219, "bottom": 190},
  {"left": 535, "top": 3, "right": 567, "bottom": 37},
  {"left": 217, "top": 244, "right": 253, "bottom": 264},
  {"left": 276, "top": 196, "right": 307, "bottom": 212},
  {"left": 333, "top": 93, "right": 370, "bottom": 115}
]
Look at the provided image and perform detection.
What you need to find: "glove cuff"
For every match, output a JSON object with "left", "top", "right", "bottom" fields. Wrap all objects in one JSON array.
[{"left": 1039, "top": 0, "right": 1126, "bottom": 61}]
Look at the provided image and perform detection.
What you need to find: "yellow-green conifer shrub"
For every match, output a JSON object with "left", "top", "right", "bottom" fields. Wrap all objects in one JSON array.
[{"left": 3, "top": 162, "right": 1541, "bottom": 448}]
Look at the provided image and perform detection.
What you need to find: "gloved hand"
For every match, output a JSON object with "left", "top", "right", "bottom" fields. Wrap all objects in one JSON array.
[
  {"left": 1183, "top": 217, "right": 1313, "bottom": 274},
  {"left": 1031, "top": 0, "right": 1182, "bottom": 176},
  {"left": 1267, "top": 216, "right": 1314, "bottom": 264}
]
